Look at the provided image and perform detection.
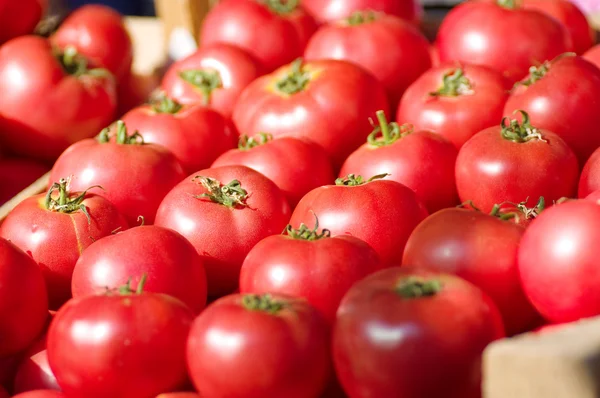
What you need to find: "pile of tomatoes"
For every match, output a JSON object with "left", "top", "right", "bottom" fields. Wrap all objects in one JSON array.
[{"left": 1, "top": 0, "right": 600, "bottom": 397}]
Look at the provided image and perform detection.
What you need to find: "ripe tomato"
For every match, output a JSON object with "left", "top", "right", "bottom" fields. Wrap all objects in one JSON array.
[
  {"left": 0, "top": 354, "right": 21, "bottom": 391},
  {"left": 577, "top": 147, "right": 600, "bottom": 197},
  {"left": 455, "top": 111, "right": 578, "bottom": 213},
  {"left": 290, "top": 175, "right": 428, "bottom": 265},
  {"left": 155, "top": 165, "right": 291, "bottom": 297},
  {"left": 0, "top": 36, "right": 116, "bottom": 161},
  {"left": 0, "top": 158, "right": 49, "bottom": 205},
  {"left": 397, "top": 63, "right": 510, "bottom": 149},
  {"left": 504, "top": 54, "right": 600, "bottom": 165},
  {"left": 302, "top": 0, "right": 422, "bottom": 24},
  {"left": 12, "top": 392, "right": 65, "bottom": 398},
  {"left": 47, "top": 283, "right": 194, "bottom": 398},
  {"left": 0, "top": 238, "right": 48, "bottom": 357},
  {"left": 50, "top": 121, "right": 186, "bottom": 225},
  {"left": 156, "top": 394, "right": 200, "bottom": 398},
  {"left": 212, "top": 135, "right": 335, "bottom": 208},
  {"left": 1, "top": 178, "right": 129, "bottom": 309},
  {"left": 233, "top": 59, "right": 389, "bottom": 168},
  {"left": 0, "top": 0, "right": 46, "bottom": 44},
  {"left": 117, "top": 72, "right": 159, "bottom": 117},
  {"left": 436, "top": 0, "right": 572, "bottom": 83},
  {"left": 161, "top": 43, "right": 262, "bottom": 118},
  {"left": 14, "top": 335, "right": 59, "bottom": 394},
  {"left": 187, "top": 293, "right": 331, "bottom": 398},
  {"left": 0, "top": 386, "right": 6, "bottom": 398},
  {"left": 340, "top": 111, "right": 458, "bottom": 213},
  {"left": 199, "top": 0, "right": 316, "bottom": 72},
  {"left": 121, "top": 97, "right": 237, "bottom": 174},
  {"left": 304, "top": 12, "right": 431, "bottom": 109},
  {"left": 583, "top": 44, "right": 600, "bottom": 69}
]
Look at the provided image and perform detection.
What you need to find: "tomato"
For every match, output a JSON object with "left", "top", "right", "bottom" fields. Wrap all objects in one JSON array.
[
  {"left": 0, "top": 0, "right": 46, "bottom": 44},
  {"left": 397, "top": 63, "right": 510, "bottom": 149},
  {"left": 504, "top": 54, "right": 600, "bottom": 165},
  {"left": 71, "top": 225, "right": 208, "bottom": 313},
  {"left": 233, "top": 59, "right": 389, "bottom": 168},
  {"left": 212, "top": 135, "right": 335, "bottom": 207},
  {"left": 14, "top": 335, "right": 59, "bottom": 394},
  {"left": 155, "top": 394, "right": 200, "bottom": 398},
  {"left": 47, "top": 283, "right": 194, "bottom": 398},
  {"left": 199, "top": 0, "right": 316, "bottom": 72},
  {"left": 583, "top": 44, "right": 600, "bottom": 69},
  {"left": 187, "top": 293, "right": 331, "bottom": 398},
  {"left": 290, "top": 175, "right": 428, "bottom": 265},
  {"left": 155, "top": 165, "right": 291, "bottom": 297},
  {"left": 50, "top": 121, "right": 186, "bottom": 225},
  {"left": 12, "top": 392, "right": 66, "bottom": 398},
  {"left": 0, "top": 36, "right": 117, "bottom": 161},
  {"left": 161, "top": 43, "right": 262, "bottom": 118},
  {"left": 1, "top": 178, "right": 129, "bottom": 309},
  {"left": 302, "top": 0, "right": 422, "bottom": 24},
  {"left": 455, "top": 111, "right": 578, "bottom": 213},
  {"left": 0, "top": 238, "right": 48, "bottom": 357},
  {"left": 436, "top": 0, "right": 572, "bottom": 83},
  {"left": 518, "top": 200, "right": 600, "bottom": 323},
  {"left": 121, "top": 97, "right": 237, "bottom": 174},
  {"left": 117, "top": 72, "right": 160, "bottom": 117},
  {"left": 0, "top": 386, "right": 6, "bottom": 398},
  {"left": 51, "top": 4, "right": 133, "bottom": 81},
  {"left": 304, "top": 12, "right": 430, "bottom": 109},
  {"left": 577, "top": 147, "right": 600, "bottom": 197},
  {"left": 333, "top": 268, "right": 505, "bottom": 398},
  {"left": 0, "top": 354, "right": 21, "bottom": 391},
  {"left": 0, "top": 158, "right": 49, "bottom": 205},
  {"left": 340, "top": 111, "right": 458, "bottom": 213}
]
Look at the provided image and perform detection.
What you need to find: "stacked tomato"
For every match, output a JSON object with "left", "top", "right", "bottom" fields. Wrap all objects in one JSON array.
[{"left": 0, "top": 0, "right": 599, "bottom": 397}]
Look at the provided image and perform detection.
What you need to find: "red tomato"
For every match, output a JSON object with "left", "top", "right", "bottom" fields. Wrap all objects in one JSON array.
[
  {"left": 121, "top": 97, "right": 237, "bottom": 174},
  {"left": 519, "top": 200, "right": 600, "bottom": 323},
  {"left": 0, "top": 354, "right": 21, "bottom": 391},
  {"left": 0, "top": 0, "right": 46, "bottom": 44},
  {"left": 304, "top": 12, "right": 431, "bottom": 109},
  {"left": 455, "top": 111, "right": 578, "bottom": 213},
  {"left": 155, "top": 165, "right": 291, "bottom": 296},
  {"left": 0, "top": 158, "right": 49, "bottom": 205},
  {"left": 50, "top": 121, "right": 186, "bottom": 225},
  {"left": 233, "top": 59, "right": 389, "bottom": 168},
  {"left": 340, "top": 111, "right": 458, "bottom": 213},
  {"left": 212, "top": 135, "right": 335, "bottom": 207},
  {"left": 156, "top": 394, "right": 200, "bottom": 398},
  {"left": 1, "top": 178, "right": 129, "bottom": 309},
  {"left": 187, "top": 293, "right": 331, "bottom": 398},
  {"left": 583, "top": 44, "right": 600, "bottom": 69},
  {"left": 290, "top": 175, "right": 428, "bottom": 265},
  {"left": 51, "top": 4, "right": 133, "bottom": 81},
  {"left": 397, "top": 63, "right": 510, "bottom": 148},
  {"left": 586, "top": 189, "right": 600, "bottom": 202},
  {"left": 12, "top": 392, "right": 65, "bottom": 398},
  {"left": 333, "top": 268, "right": 505, "bottom": 398},
  {"left": 47, "top": 285, "right": 194, "bottom": 398},
  {"left": 117, "top": 72, "right": 160, "bottom": 117},
  {"left": 0, "top": 386, "right": 6, "bottom": 398},
  {"left": 436, "top": 0, "right": 572, "bottom": 83},
  {"left": 0, "top": 36, "right": 117, "bottom": 161},
  {"left": 71, "top": 225, "right": 207, "bottom": 313},
  {"left": 302, "top": 0, "right": 422, "bottom": 24},
  {"left": 0, "top": 238, "right": 48, "bottom": 357},
  {"left": 199, "top": 0, "right": 316, "bottom": 72},
  {"left": 14, "top": 335, "right": 59, "bottom": 394},
  {"left": 504, "top": 54, "right": 600, "bottom": 165},
  {"left": 577, "top": 147, "right": 600, "bottom": 197}
]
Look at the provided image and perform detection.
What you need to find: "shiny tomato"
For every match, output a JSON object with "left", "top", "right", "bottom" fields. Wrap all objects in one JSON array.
[
  {"left": 212, "top": 135, "right": 335, "bottom": 207},
  {"left": 50, "top": 121, "right": 186, "bottom": 225},
  {"left": 0, "top": 158, "right": 49, "bottom": 205},
  {"left": 0, "top": 36, "right": 117, "bottom": 161},
  {"left": 586, "top": 189, "right": 600, "bottom": 203},
  {"left": 333, "top": 268, "right": 505, "bottom": 398},
  {"left": 155, "top": 165, "right": 291, "bottom": 297},
  {"left": 0, "top": 0, "right": 46, "bottom": 44},
  {"left": 155, "top": 394, "right": 200, "bottom": 398},
  {"left": 121, "top": 97, "right": 237, "bottom": 174},
  {"left": 187, "top": 293, "right": 331, "bottom": 398},
  {"left": 455, "top": 111, "right": 578, "bottom": 213},
  {"left": 302, "top": 0, "right": 422, "bottom": 24},
  {"left": 1, "top": 178, "right": 129, "bottom": 309},
  {"left": 290, "top": 175, "right": 428, "bottom": 265},
  {"left": 14, "top": 335, "right": 59, "bottom": 394},
  {"left": 436, "top": 0, "right": 571, "bottom": 83},
  {"left": 583, "top": 44, "right": 600, "bottom": 69},
  {"left": 199, "top": 0, "right": 316, "bottom": 72},
  {"left": 504, "top": 55, "right": 600, "bottom": 165},
  {"left": 304, "top": 12, "right": 430, "bottom": 108},
  {"left": 340, "top": 111, "right": 458, "bottom": 213},
  {"left": 397, "top": 63, "right": 510, "bottom": 148},
  {"left": 577, "top": 147, "right": 600, "bottom": 197},
  {"left": 12, "top": 391, "right": 66, "bottom": 398},
  {"left": 233, "top": 59, "right": 389, "bottom": 168}
]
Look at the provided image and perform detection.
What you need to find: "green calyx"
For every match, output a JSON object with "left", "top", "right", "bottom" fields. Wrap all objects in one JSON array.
[
  {"left": 238, "top": 133, "right": 273, "bottom": 150},
  {"left": 284, "top": 213, "right": 331, "bottom": 240},
  {"left": 517, "top": 53, "right": 576, "bottom": 87},
  {"left": 496, "top": 0, "right": 518, "bottom": 9},
  {"left": 396, "top": 277, "right": 443, "bottom": 299},
  {"left": 367, "top": 110, "right": 413, "bottom": 147},
  {"left": 501, "top": 111, "right": 546, "bottom": 143},
  {"left": 179, "top": 69, "right": 222, "bottom": 105},
  {"left": 115, "top": 274, "right": 148, "bottom": 296},
  {"left": 97, "top": 121, "right": 145, "bottom": 145},
  {"left": 242, "top": 293, "right": 285, "bottom": 314},
  {"left": 44, "top": 177, "right": 102, "bottom": 223},
  {"left": 489, "top": 196, "right": 546, "bottom": 222},
  {"left": 56, "top": 45, "right": 111, "bottom": 78},
  {"left": 276, "top": 58, "right": 310, "bottom": 95},
  {"left": 335, "top": 173, "right": 388, "bottom": 186},
  {"left": 152, "top": 95, "right": 183, "bottom": 114},
  {"left": 193, "top": 176, "right": 248, "bottom": 208},
  {"left": 430, "top": 68, "right": 473, "bottom": 97},
  {"left": 346, "top": 10, "right": 378, "bottom": 25},
  {"left": 263, "top": 0, "right": 299, "bottom": 15}
]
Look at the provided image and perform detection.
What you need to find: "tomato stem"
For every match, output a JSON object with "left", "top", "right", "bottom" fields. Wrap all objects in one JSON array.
[
  {"left": 178, "top": 69, "right": 222, "bottom": 105},
  {"left": 115, "top": 274, "right": 148, "bottom": 296},
  {"left": 285, "top": 213, "right": 331, "bottom": 240},
  {"left": 346, "top": 10, "right": 378, "bottom": 25},
  {"left": 55, "top": 45, "right": 111, "bottom": 79},
  {"left": 276, "top": 58, "right": 310, "bottom": 95},
  {"left": 242, "top": 294, "right": 285, "bottom": 314},
  {"left": 430, "top": 68, "right": 473, "bottom": 97},
  {"left": 152, "top": 95, "right": 183, "bottom": 114},
  {"left": 97, "top": 121, "right": 145, "bottom": 145},
  {"left": 489, "top": 197, "right": 545, "bottom": 222},
  {"left": 500, "top": 111, "right": 547, "bottom": 143},
  {"left": 335, "top": 173, "right": 388, "bottom": 186},
  {"left": 238, "top": 133, "right": 273, "bottom": 150},
  {"left": 395, "top": 277, "right": 442, "bottom": 299},
  {"left": 44, "top": 177, "right": 102, "bottom": 223},
  {"left": 264, "top": 0, "right": 299, "bottom": 15},
  {"left": 193, "top": 176, "right": 249, "bottom": 208},
  {"left": 367, "top": 110, "right": 413, "bottom": 147},
  {"left": 496, "top": 0, "right": 518, "bottom": 9}
]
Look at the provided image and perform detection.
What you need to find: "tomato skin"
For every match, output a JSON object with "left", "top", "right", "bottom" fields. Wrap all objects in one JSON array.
[
  {"left": 14, "top": 335, "right": 59, "bottom": 394},
  {"left": 586, "top": 189, "right": 600, "bottom": 202},
  {"left": 186, "top": 294, "right": 331, "bottom": 398},
  {"left": 577, "top": 147, "right": 600, "bottom": 197},
  {"left": 212, "top": 137, "right": 335, "bottom": 208},
  {"left": 0, "top": 158, "right": 49, "bottom": 205},
  {"left": 0, "top": 354, "right": 21, "bottom": 391},
  {"left": 583, "top": 44, "right": 600, "bottom": 69},
  {"left": 12, "top": 392, "right": 66, "bottom": 398},
  {"left": 397, "top": 63, "right": 510, "bottom": 149},
  {"left": 0, "top": 36, "right": 117, "bottom": 161},
  {"left": 233, "top": 60, "right": 389, "bottom": 168},
  {"left": 0, "top": 0, "right": 46, "bottom": 44},
  {"left": 302, "top": 0, "right": 422, "bottom": 24},
  {"left": 155, "top": 394, "right": 200, "bottom": 398}
]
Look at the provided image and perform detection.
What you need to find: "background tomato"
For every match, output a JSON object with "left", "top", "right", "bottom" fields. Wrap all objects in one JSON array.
[
  {"left": 302, "top": 0, "right": 422, "bottom": 24},
  {"left": 0, "top": 158, "right": 49, "bottom": 205},
  {"left": 0, "top": 0, "right": 46, "bottom": 45},
  {"left": 577, "top": 147, "right": 600, "bottom": 197},
  {"left": 12, "top": 391, "right": 66, "bottom": 398},
  {"left": 156, "top": 394, "right": 200, "bottom": 398},
  {"left": 583, "top": 44, "right": 600, "bottom": 69},
  {"left": 14, "top": 334, "right": 59, "bottom": 394}
]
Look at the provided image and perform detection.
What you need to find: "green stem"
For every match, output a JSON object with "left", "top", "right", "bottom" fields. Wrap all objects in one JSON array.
[
  {"left": 496, "top": 0, "right": 518, "bottom": 9},
  {"left": 396, "top": 277, "right": 442, "bottom": 299},
  {"left": 242, "top": 294, "right": 285, "bottom": 314},
  {"left": 347, "top": 10, "right": 378, "bottom": 25},
  {"left": 44, "top": 178, "right": 103, "bottom": 224},
  {"left": 178, "top": 69, "right": 222, "bottom": 105},
  {"left": 367, "top": 111, "right": 412, "bottom": 147},
  {"left": 276, "top": 58, "right": 310, "bottom": 95},
  {"left": 193, "top": 176, "right": 248, "bottom": 207},
  {"left": 335, "top": 173, "right": 388, "bottom": 186},
  {"left": 116, "top": 274, "right": 149, "bottom": 295},
  {"left": 430, "top": 68, "right": 473, "bottom": 97},
  {"left": 501, "top": 111, "right": 547, "bottom": 143},
  {"left": 152, "top": 96, "right": 183, "bottom": 114},
  {"left": 97, "top": 121, "right": 145, "bottom": 145},
  {"left": 238, "top": 133, "right": 273, "bottom": 150},
  {"left": 284, "top": 212, "right": 330, "bottom": 240},
  {"left": 264, "top": 0, "right": 299, "bottom": 15}
]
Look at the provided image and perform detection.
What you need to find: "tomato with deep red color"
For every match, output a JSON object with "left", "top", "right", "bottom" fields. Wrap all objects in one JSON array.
[
  {"left": 397, "top": 63, "right": 510, "bottom": 149},
  {"left": 333, "top": 268, "right": 505, "bottom": 398},
  {"left": 212, "top": 135, "right": 335, "bottom": 207},
  {"left": 0, "top": 36, "right": 117, "bottom": 161},
  {"left": 155, "top": 165, "right": 291, "bottom": 297},
  {"left": 340, "top": 111, "right": 458, "bottom": 213},
  {"left": 0, "top": 354, "right": 21, "bottom": 391},
  {"left": 14, "top": 334, "right": 59, "bottom": 394},
  {"left": 233, "top": 59, "right": 389, "bottom": 168},
  {"left": 577, "top": 147, "right": 600, "bottom": 197},
  {"left": 117, "top": 72, "right": 159, "bottom": 116},
  {"left": 12, "top": 392, "right": 66, "bottom": 398},
  {"left": 436, "top": 0, "right": 572, "bottom": 83},
  {"left": 0, "top": 386, "right": 6, "bottom": 398},
  {"left": 187, "top": 293, "right": 331, "bottom": 398},
  {"left": 302, "top": 0, "right": 422, "bottom": 24},
  {"left": 156, "top": 394, "right": 200, "bottom": 398},
  {"left": 1, "top": 179, "right": 129, "bottom": 309},
  {"left": 0, "top": 0, "right": 46, "bottom": 44},
  {"left": 50, "top": 121, "right": 186, "bottom": 225},
  {"left": 583, "top": 44, "right": 600, "bottom": 69},
  {"left": 0, "top": 158, "right": 49, "bottom": 205},
  {"left": 304, "top": 12, "right": 431, "bottom": 109}
]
